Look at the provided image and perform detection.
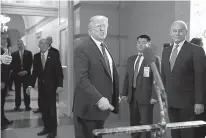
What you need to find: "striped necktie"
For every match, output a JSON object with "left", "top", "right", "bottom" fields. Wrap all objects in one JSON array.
[
  {"left": 170, "top": 45, "right": 179, "bottom": 71},
  {"left": 100, "top": 43, "right": 111, "bottom": 77}
]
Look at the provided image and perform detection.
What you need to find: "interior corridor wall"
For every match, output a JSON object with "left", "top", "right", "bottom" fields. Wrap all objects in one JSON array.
[{"left": 25, "top": 18, "right": 59, "bottom": 55}]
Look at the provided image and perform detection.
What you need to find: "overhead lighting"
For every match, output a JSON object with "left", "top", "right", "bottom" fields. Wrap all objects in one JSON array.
[{"left": 0, "top": 14, "right": 11, "bottom": 32}]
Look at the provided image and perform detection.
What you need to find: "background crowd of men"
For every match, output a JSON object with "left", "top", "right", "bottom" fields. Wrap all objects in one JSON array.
[{"left": 1, "top": 34, "right": 63, "bottom": 138}]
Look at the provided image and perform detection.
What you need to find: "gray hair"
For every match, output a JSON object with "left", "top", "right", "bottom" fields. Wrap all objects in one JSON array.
[{"left": 171, "top": 20, "right": 188, "bottom": 30}]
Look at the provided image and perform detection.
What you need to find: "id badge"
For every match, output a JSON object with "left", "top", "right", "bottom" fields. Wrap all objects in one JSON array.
[{"left": 143, "top": 67, "right": 150, "bottom": 77}]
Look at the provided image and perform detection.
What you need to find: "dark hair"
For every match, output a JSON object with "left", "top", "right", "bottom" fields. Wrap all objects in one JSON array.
[
  {"left": 190, "top": 37, "right": 202, "bottom": 46},
  {"left": 137, "top": 35, "right": 151, "bottom": 42}
]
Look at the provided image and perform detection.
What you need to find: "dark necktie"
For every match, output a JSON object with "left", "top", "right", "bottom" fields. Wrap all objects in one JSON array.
[
  {"left": 100, "top": 43, "right": 111, "bottom": 77},
  {"left": 133, "top": 54, "right": 142, "bottom": 88},
  {"left": 20, "top": 51, "right": 23, "bottom": 69},
  {"left": 170, "top": 45, "right": 179, "bottom": 71}
]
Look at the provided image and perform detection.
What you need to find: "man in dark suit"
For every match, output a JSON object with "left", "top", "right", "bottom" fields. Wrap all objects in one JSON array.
[
  {"left": 26, "top": 38, "right": 63, "bottom": 138},
  {"left": 161, "top": 20, "right": 205, "bottom": 138},
  {"left": 33, "top": 36, "right": 61, "bottom": 114},
  {"left": 122, "top": 35, "right": 159, "bottom": 138},
  {"left": 73, "top": 15, "right": 120, "bottom": 138},
  {"left": 1, "top": 32, "right": 13, "bottom": 129},
  {"left": 10, "top": 39, "right": 33, "bottom": 111}
]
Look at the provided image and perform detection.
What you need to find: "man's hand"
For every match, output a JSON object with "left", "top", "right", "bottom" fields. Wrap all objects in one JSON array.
[
  {"left": 26, "top": 87, "right": 32, "bottom": 95},
  {"left": 150, "top": 98, "right": 158, "bottom": 104},
  {"left": 18, "top": 71, "right": 28, "bottom": 76},
  {"left": 1, "top": 52, "right": 12, "bottom": 65},
  {"left": 97, "top": 97, "right": 114, "bottom": 111},
  {"left": 1, "top": 82, "right": 5, "bottom": 89},
  {"left": 56, "top": 87, "right": 63, "bottom": 94},
  {"left": 194, "top": 104, "right": 204, "bottom": 115}
]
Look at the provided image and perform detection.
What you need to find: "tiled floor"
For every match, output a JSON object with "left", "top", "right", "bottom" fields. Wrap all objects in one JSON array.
[{"left": 1, "top": 88, "right": 131, "bottom": 138}]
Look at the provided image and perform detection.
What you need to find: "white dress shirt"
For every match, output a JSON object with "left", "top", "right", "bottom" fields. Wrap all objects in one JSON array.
[
  {"left": 91, "top": 36, "right": 113, "bottom": 80},
  {"left": 41, "top": 50, "right": 49, "bottom": 62},
  {"left": 133, "top": 53, "right": 144, "bottom": 73},
  {"left": 169, "top": 40, "right": 185, "bottom": 60}
]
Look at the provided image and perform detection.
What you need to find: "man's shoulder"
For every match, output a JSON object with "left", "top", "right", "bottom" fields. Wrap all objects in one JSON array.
[
  {"left": 75, "top": 37, "right": 93, "bottom": 52},
  {"left": 34, "top": 52, "right": 40, "bottom": 57},
  {"left": 50, "top": 47, "right": 59, "bottom": 52}
]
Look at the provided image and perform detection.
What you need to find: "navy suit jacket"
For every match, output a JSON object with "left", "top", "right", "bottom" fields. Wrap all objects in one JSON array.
[
  {"left": 123, "top": 54, "right": 160, "bottom": 104},
  {"left": 73, "top": 37, "right": 119, "bottom": 120},
  {"left": 161, "top": 41, "right": 205, "bottom": 108}
]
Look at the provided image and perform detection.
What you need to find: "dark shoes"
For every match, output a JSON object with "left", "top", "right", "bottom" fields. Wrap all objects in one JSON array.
[
  {"left": 1, "top": 120, "right": 13, "bottom": 130},
  {"left": 14, "top": 107, "right": 20, "bottom": 111},
  {"left": 33, "top": 109, "right": 41, "bottom": 113},
  {"left": 25, "top": 106, "right": 32, "bottom": 111},
  {"left": 47, "top": 132, "right": 57, "bottom": 138},
  {"left": 37, "top": 129, "right": 49, "bottom": 136}
]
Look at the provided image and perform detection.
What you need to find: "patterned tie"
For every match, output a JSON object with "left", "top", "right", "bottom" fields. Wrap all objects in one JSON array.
[
  {"left": 170, "top": 45, "right": 179, "bottom": 71},
  {"left": 133, "top": 54, "right": 142, "bottom": 88},
  {"left": 100, "top": 43, "right": 111, "bottom": 77},
  {"left": 41, "top": 54, "right": 46, "bottom": 69}
]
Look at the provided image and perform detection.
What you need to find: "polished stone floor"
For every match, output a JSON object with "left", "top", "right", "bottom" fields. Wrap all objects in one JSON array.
[{"left": 1, "top": 87, "right": 132, "bottom": 138}]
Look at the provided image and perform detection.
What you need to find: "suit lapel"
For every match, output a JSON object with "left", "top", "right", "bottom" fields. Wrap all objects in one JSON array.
[
  {"left": 137, "top": 59, "right": 145, "bottom": 78},
  {"left": 37, "top": 53, "right": 43, "bottom": 71},
  {"left": 43, "top": 50, "right": 52, "bottom": 70},
  {"left": 165, "top": 46, "right": 173, "bottom": 73},
  {"left": 88, "top": 37, "right": 112, "bottom": 79},
  {"left": 172, "top": 41, "right": 188, "bottom": 72}
]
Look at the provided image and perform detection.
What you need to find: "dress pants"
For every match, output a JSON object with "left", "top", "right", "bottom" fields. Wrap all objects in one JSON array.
[
  {"left": 74, "top": 115, "right": 104, "bottom": 138},
  {"left": 129, "top": 89, "right": 154, "bottom": 138},
  {"left": 14, "top": 75, "right": 30, "bottom": 107},
  {"left": 40, "top": 86, "right": 57, "bottom": 134},
  {"left": 168, "top": 107, "right": 195, "bottom": 138},
  {"left": 129, "top": 101, "right": 154, "bottom": 138},
  {"left": 1, "top": 85, "right": 9, "bottom": 126}
]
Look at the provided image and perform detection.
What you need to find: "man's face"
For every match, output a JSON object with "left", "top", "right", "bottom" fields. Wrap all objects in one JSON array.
[
  {"left": 17, "top": 40, "right": 24, "bottom": 50},
  {"left": 170, "top": 23, "right": 187, "bottom": 44},
  {"left": 90, "top": 18, "right": 108, "bottom": 42},
  {"left": 136, "top": 38, "right": 150, "bottom": 52},
  {"left": 38, "top": 40, "right": 49, "bottom": 53}
]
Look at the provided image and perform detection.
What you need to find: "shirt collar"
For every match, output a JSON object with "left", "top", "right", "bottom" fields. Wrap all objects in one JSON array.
[
  {"left": 41, "top": 49, "right": 49, "bottom": 57},
  {"left": 173, "top": 40, "right": 185, "bottom": 48},
  {"left": 91, "top": 36, "right": 103, "bottom": 46},
  {"left": 19, "top": 49, "right": 24, "bottom": 53}
]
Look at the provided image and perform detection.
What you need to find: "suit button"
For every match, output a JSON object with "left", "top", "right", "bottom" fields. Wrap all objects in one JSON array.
[{"left": 42, "top": 80, "right": 44, "bottom": 82}]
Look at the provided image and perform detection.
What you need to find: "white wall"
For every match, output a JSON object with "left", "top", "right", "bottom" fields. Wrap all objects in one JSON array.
[{"left": 25, "top": 18, "right": 59, "bottom": 55}]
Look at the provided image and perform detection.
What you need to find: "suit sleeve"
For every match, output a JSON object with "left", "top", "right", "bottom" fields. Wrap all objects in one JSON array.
[
  {"left": 27, "top": 51, "right": 33, "bottom": 73},
  {"left": 30, "top": 55, "right": 38, "bottom": 87},
  {"left": 151, "top": 56, "right": 161, "bottom": 100},
  {"left": 74, "top": 47, "right": 102, "bottom": 105},
  {"left": 55, "top": 53, "right": 63, "bottom": 87},
  {"left": 193, "top": 46, "right": 205, "bottom": 104},
  {"left": 122, "top": 58, "right": 129, "bottom": 96}
]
